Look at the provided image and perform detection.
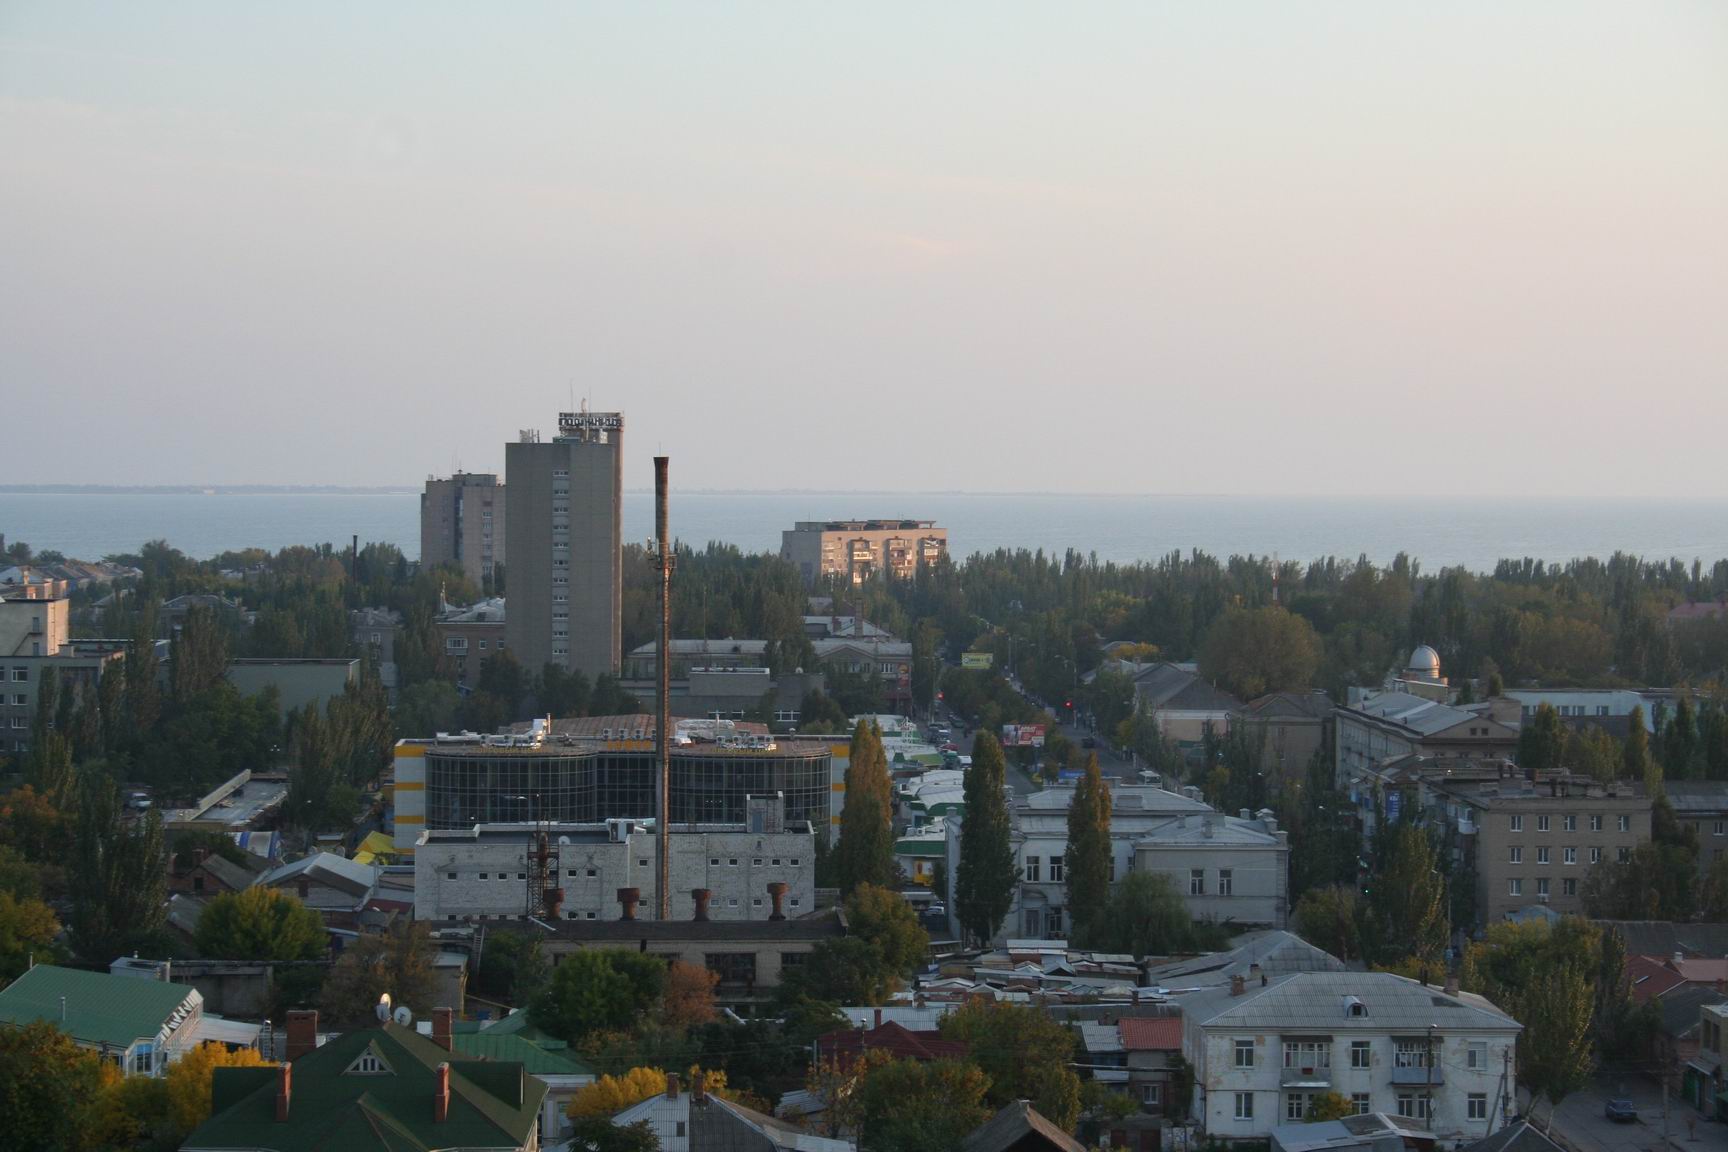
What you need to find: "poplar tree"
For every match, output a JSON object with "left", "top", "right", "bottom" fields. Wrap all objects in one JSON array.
[
  {"left": 837, "top": 720, "right": 895, "bottom": 894},
  {"left": 956, "top": 732, "right": 1018, "bottom": 947},
  {"left": 1065, "top": 754, "right": 1112, "bottom": 944}
]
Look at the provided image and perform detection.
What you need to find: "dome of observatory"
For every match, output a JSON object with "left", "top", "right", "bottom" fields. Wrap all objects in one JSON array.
[{"left": 1406, "top": 645, "right": 1442, "bottom": 678}]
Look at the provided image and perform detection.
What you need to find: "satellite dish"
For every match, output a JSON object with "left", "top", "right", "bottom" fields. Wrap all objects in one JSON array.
[
  {"left": 558, "top": 836, "right": 570, "bottom": 846},
  {"left": 393, "top": 1006, "right": 413, "bottom": 1027},
  {"left": 374, "top": 993, "right": 393, "bottom": 1022}
]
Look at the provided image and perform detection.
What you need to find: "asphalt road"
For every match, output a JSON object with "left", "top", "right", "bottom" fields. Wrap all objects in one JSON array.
[{"left": 1546, "top": 1077, "right": 1728, "bottom": 1152}]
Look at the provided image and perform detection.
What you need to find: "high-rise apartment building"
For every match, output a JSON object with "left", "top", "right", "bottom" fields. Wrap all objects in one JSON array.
[
  {"left": 419, "top": 472, "right": 506, "bottom": 587},
  {"left": 505, "top": 411, "right": 623, "bottom": 679},
  {"left": 780, "top": 519, "right": 947, "bottom": 585}
]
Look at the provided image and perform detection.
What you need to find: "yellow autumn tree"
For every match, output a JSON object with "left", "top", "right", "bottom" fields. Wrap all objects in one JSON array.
[
  {"left": 566, "top": 1066, "right": 738, "bottom": 1119},
  {"left": 165, "top": 1041, "right": 274, "bottom": 1135}
]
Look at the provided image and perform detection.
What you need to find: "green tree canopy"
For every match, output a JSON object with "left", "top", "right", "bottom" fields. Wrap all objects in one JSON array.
[
  {"left": 194, "top": 887, "right": 326, "bottom": 962},
  {"left": 938, "top": 999, "right": 1082, "bottom": 1129},
  {"left": 956, "top": 732, "right": 1018, "bottom": 947},
  {"left": 846, "top": 883, "right": 929, "bottom": 984},
  {"left": 532, "top": 949, "right": 668, "bottom": 1042},
  {"left": 1198, "top": 606, "right": 1323, "bottom": 700},
  {"left": 1292, "top": 886, "right": 1364, "bottom": 965},
  {"left": 1065, "top": 755, "right": 1112, "bottom": 944},
  {"left": 1363, "top": 822, "right": 1447, "bottom": 966},
  {"left": 857, "top": 1059, "right": 993, "bottom": 1152},
  {"left": 837, "top": 720, "right": 895, "bottom": 894}
]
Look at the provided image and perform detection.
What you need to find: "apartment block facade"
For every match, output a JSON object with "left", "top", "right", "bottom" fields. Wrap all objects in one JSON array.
[
  {"left": 780, "top": 520, "right": 947, "bottom": 585},
  {"left": 505, "top": 412, "right": 623, "bottom": 679},
  {"left": 420, "top": 471, "right": 506, "bottom": 587}
]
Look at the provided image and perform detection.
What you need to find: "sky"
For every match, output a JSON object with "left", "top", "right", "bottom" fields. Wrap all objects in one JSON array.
[{"left": 2, "top": 3, "right": 1726, "bottom": 497}]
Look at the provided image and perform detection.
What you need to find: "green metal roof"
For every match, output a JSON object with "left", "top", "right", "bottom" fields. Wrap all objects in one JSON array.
[
  {"left": 453, "top": 1030, "right": 592, "bottom": 1076},
  {"left": 894, "top": 840, "right": 947, "bottom": 857},
  {"left": 0, "top": 965, "right": 198, "bottom": 1051},
  {"left": 186, "top": 1022, "right": 547, "bottom": 1152}
]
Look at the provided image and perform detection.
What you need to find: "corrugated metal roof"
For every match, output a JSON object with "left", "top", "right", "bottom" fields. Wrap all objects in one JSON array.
[
  {"left": 0, "top": 965, "right": 199, "bottom": 1050},
  {"left": 1182, "top": 971, "right": 1520, "bottom": 1032}
]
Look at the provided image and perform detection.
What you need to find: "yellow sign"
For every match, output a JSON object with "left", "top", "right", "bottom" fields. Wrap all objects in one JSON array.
[{"left": 961, "top": 651, "right": 994, "bottom": 669}]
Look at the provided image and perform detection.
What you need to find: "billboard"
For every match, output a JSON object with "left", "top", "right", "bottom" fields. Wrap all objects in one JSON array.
[
  {"left": 961, "top": 651, "right": 994, "bottom": 669},
  {"left": 1001, "top": 723, "right": 1047, "bottom": 748}
]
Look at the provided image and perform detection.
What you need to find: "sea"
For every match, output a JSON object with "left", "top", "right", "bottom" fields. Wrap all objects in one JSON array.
[{"left": 2, "top": 491, "right": 1727, "bottom": 575}]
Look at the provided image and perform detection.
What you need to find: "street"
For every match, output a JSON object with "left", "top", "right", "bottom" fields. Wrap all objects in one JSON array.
[{"left": 1546, "top": 1077, "right": 1728, "bottom": 1152}]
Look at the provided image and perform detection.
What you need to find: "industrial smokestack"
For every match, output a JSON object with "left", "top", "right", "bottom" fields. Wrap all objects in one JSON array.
[{"left": 655, "top": 456, "right": 673, "bottom": 921}]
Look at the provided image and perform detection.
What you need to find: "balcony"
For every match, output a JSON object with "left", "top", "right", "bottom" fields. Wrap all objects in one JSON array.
[
  {"left": 1281, "top": 1067, "right": 1333, "bottom": 1088},
  {"left": 1391, "top": 1065, "right": 1444, "bottom": 1085}
]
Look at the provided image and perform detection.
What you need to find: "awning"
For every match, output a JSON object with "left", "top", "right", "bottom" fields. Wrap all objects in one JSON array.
[
  {"left": 1688, "top": 1057, "right": 1721, "bottom": 1078},
  {"left": 183, "top": 1016, "right": 262, "bottom": 1048},
  {"left": 1094, "top": 1069, "right": 1131, "bottom": 1084}
]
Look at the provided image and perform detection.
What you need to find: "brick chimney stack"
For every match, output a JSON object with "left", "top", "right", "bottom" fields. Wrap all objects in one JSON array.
[
  {"left": 432, "top": 1007, "right": 453, "bottom": 1051},
  {"left": 1230, "top": 974, "right": 1246, "bottom": 997},
  {"left": 434, "top": 1063, "right": 451, "bottom": 1123},
  {"left": 274, "top": 1064, "right": 292, "bottom": 1122},
  {"left": 286, "top": 1010, "right": 318, "bottom": 1062},
  {"left": 767, "top": 881, "right": 789, "bottom": 921},
  {"left": 666, "top": 1072, "right": 681, "bottom": 1099},
  {"left": 692, "top": 888, "right": 712, "bottom": 922},
  {"left": 618, "top": 887, "right": 641, "bottom": 921}
]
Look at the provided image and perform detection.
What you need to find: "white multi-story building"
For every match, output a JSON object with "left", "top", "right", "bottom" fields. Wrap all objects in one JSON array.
[
  {"left": 414, "top": 811, "right": 816, "bottom": 925},
  {"left": 1178, "top": 970, "right": 1520, "bottom": 1144},
  {"left": 943, "top": 784, "right": 1289, "bottom": 943}
]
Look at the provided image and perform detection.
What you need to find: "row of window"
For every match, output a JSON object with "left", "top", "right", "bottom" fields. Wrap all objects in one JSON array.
[
  {"left": 1508, "top": 877, "right": 1577, "bottom": 898},
  {"left": 1235, "top": 1039, "right": 1491, "bottom": 1070},
  {"left": 1507, "top": 846, "right": 1627, "bottom": 865},
  {"left": 443, "top": 898, "right": 803, "bottom": 922},
  {"left": 1506, "top": 814, "right": 1630, "bottom": 832},
  {"left": 1232, "top": 1092, "right": 1491, "bottom": 1122}
]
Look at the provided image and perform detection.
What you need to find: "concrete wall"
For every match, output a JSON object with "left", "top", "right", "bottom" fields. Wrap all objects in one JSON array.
[
  {"left": 0, "top": 595, "right": 69, "bottom": 657},
  {"left": 226, "top": 659, "right": 359, "bottom": 719},
  {"left": 414, "top": 825, "right": 816, "bottom": 923}
]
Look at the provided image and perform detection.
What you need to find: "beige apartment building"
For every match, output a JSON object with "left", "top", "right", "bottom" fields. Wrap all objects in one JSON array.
[
  {"left": 505, "top": 412, "right": 623, "bottom": 679},
  {"left": 780, "top": 520, "right": 947, "bottom": 585},
  {"left": 420, "top": 472, "right": 505, "bottom": 587},
  {"left": 0, "top": 586, "right": 127, "bottom": 754},
  {"left": 1432, "top": 775, "right": 1650, "bottom": 925}
]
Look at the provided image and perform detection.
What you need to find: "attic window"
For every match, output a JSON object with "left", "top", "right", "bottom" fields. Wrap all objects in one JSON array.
[
  {"left": 1344, "top": 996, "right": 1367, "bottom": 1018},
  {"left": 344, "top": 1044, "right": 394, "bottom": 1076}
]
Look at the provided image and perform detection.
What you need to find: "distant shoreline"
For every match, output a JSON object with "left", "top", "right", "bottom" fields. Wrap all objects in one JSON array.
[{"left": 0, "top": 485, "right": 421, "bottom": 496}]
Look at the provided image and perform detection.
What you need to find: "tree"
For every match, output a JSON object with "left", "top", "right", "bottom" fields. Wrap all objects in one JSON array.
[
  {"left": 1066, "top": 754, "right": 1113, "bottom": 944},
  {"left": 1363, "top": 823, "right": 1446, "bottom": 966},
  {"left": 938, "top": 999, "right": 1082, "bottom": 1129},
  {"left": 533, "top": 949, "right": 668, "bottom": 1041},
  {"left": 1462, "top": 918, "right": 1599, "bottom": 1110},
  {"left": 567, "top": 1067, "right": 669, "bottom": 1118},
  {"left": 910, "top": 621, "right": 940, "bottom": 714},
  {"left": 194, "top": 887, "right": 326, "bottom": 962},
  {"left": 163, "top": 1042, "right": 272, "bottom": 1138},
  {"left": 320, "top": 921, "right": 436, "bottom": 1026},
  {"left": 1090, "top": 871, "right": 1215, "bottom": 957},
  {"left": 1581, "top": 799, "right": 1697, "bottom": 920},
  {"left": 539, "top": 663, "right": 592, "bottom": 719},
  {"left": 1198, "top": 606, "right": 1323, "bottom": 699},
  {"left": 779, "top": 937, "right": 897, "bottom": 1006},
  {"left": 797, "top": 689, "right": 847, "bottom": 735},
  {"left": 659, "top": 961, "right": 719, "bottom": 1031},
  {"left": 836, "top": 720, "right": 895, "bottom": 894},
  {"left": 845, "top": 883, "right": 929, "bottom": 984},
  {"left": 1624, "top": 707, "right": 1651, "bottom": 782},
  {"left": 1306, "top": 1092, "right": 1355, "bottom": 1122},
  {"left": 956, "top": 732, "right": 1018, "bottom": 947},
  {"left": 856, "top": 1059, "right": 993, "bottom": 1152},
  {"left": 0, "top": 1019, "right": 108, "bottom": 1152},
  {"left": 169, "top": 607, "right": 232, "bottom": 701},
  {"left": 1292, "top": 886, "right": 1363, "bottom": 965},
  {"left": 0, "top": 893, "right": 62, "bottom": 981},
  {"left": 70, "top": 774, "right": 168, "bottom": 961},
  {"left": 1517, "top": 703, "right": 1565, "bottom": 774},
  {"left": 474, "top": 930, "right": 549, "bottom": 1006}
]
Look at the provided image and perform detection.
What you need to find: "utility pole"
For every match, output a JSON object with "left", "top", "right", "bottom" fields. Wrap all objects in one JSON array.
[
  {"left": 1663, "top": 1071, "right": 1671, "bottom": 1150},
  {"left": 653, "top": 456, "right": 674, "bottom": 922}
]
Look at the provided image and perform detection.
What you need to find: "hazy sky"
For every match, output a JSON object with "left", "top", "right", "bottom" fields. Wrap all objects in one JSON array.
[{"left": 3, "top": 3, "right": 1725, "bottom": 497}]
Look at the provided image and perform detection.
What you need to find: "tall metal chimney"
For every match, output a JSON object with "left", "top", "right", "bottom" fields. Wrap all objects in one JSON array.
[{"left": 654, "top": 456, "right": 674, "bottom": 921}]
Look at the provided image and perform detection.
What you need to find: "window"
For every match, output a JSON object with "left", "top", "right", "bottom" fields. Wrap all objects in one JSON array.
[
  {"left": 478, "top": 873, "right": 489, "bottom": 880},
  {"left": 1049, "top": 855, "right": 1064, "bottom": 883},
  {"left": 350, "top": 1050, "right": 389, "bottom": 1075},
  {"left": 1142, "top": 1082, "right": 1162, "bottom": 1105},
  {"left": 1537, "top": 815, "right": 1550, "bottom": 832},
  {"left": 1509, "top": 815, "right": 1523, "bottom": 832},
  {"left": 1466, "top": 1042, "right": 1487, "bottom": 1070},
  {"left": 790, "top": 858, "right": 800, "bottom": 867},
  {"left": 1351, "top": 1041, "right": 1371, "bottom": 1069},
  {"left": 676, "top": 1122, "right": 687, "bottom": 1138},
  {"left": 1469, "top": 1094, "right": 1488, "bottom": 1121},
  {"left": 709, "top": 858, "right": 720, "bottom": 866},
  {"left": 1026, "top": 856, "right": 1041, "bottom": 883},
  {"left": 1284, "top": 1041, "right": 1331, "bottom": 1070},
  {"left": 1563, "top": 878, "right": 1577, "bottom": 896},
  {"left": 1393, "top": 1042, "right": 1432, "bottom": 1071},
  {"left": 1537, "top": 878, "right": 1550, "bottom": 897},
  {"left": 1618, "top": 847, "right": 1632, "bottom": 863},
  {"left": 10, "top": 668, "right": 26, "bottom": 682},
  {"left": 1508, "top": 878, "right": 1523, "bottom": 896},
  {"left": 10, "top": 694, "right": 24, "bottom": 706},
  {"left": 1234, "top": 1093, "right": 1254, "bottom": 1121},
  {"left": 1536, "top": 847, "right": 1549, "bottom": 864},
  {"left": 131, "top": 1046, "right": 155, "bottom": 1075},
  {"left": 1619, "top": 815, "right": 1631, "bottom": 832},
  {"left": 1286, "top": 1093, "right": 1307, "bottom": 1121},
  {"left": 1508, "top": 846, "right": 1522, "bottom": 864},
  {"left": 1352, "top": 1093, "right": 1372, "bottom": 1116},
  {"left": 1563, "top": 847, "right": 1577, "bottom": 865},
  {"left": 1716, "top": 822, "right": 1726, "bottom": 837},
  {"left": 446, "top": 871, "right": 457, "bottom": 881},
  {"left": 1191, "top": 869, "right": 1205, "bottom": 896},
  {"left": 1590, "top": 848, "right": 1602, "bottom": 864},
  {"left": 1234, "top": 1039, "right": 1256, "bottom": 1068},
  {"left": 1563, "top": 815, "right": 1577, "bottom": 832},
  {"left": 1396, "top": 1093, "right": 1414, "bottom": 1119},
  {"left": 1219, "top": 869, "right": 1234, "bottom": 896},
  {"left": 1590, "top": 815, "right": 1603, "bottom": 832},
  {"left": 1108, "top": 857, "right": 1116, "bottom": 883}
]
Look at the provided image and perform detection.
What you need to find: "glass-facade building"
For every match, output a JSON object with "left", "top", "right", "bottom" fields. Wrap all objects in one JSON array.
[{"left": 420, "top": 743, "right": 831, "bottom": 831}]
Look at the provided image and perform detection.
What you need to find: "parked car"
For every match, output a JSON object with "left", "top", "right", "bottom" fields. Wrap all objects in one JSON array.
[
  {"left": 1604, "top": 1100, "right": 1637, "bottom": 1123},
  {"left": 1081, "top": 736, "right": 1097, "bottom": 749}
]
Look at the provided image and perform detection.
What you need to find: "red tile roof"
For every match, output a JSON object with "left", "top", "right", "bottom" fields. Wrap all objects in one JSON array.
[
  {"left": 816, "top": 1021, "right": 968, "bottom": 1068},
  {"left": 1628, "top": 955, "right": 1690, "bottom": 1004},
  {"left": 1119, "top": 1017, "right": 1183, "bottom": 1051}
]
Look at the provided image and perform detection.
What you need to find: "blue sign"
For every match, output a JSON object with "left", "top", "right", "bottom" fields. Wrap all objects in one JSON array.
[{"left": 1386, "top": 791, "right": 1403, "bottom": 824}]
